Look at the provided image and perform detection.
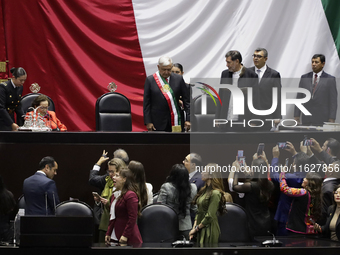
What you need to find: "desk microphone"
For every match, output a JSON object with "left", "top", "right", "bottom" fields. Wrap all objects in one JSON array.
[
  {"left": 261, "top": 231, "right": 283, "bottom": 247},
  {"left": 44, "top": 113, "right": 60, "bottom": 131}
]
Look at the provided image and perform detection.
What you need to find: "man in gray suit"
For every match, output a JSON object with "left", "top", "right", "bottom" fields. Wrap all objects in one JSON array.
[
  {"left": 184, "top": 153, "right": 204, "bottom": 192},
  {"left": 294, "top": 54, "right": 338, "bottom": 126},
  {"left": 184, "top": 153, "right": 204, "bottom": 224}
]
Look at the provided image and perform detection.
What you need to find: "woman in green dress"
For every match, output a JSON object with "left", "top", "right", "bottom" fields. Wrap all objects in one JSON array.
[{"left": 189, "top": 163, "right": 227, "bottom": 245}]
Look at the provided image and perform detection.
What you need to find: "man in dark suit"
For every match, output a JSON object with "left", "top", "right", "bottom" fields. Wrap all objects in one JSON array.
[
  {"left": 250, "top": 48, "right": 281, "bottom": 130},
  {"left": 0, "top": 67, "right": 26, "bottom": 131},
  {"left": 310, "top": 137, "right": 340, "bottom": 165},
  {"left": 23, "top": 156, "right": 60, "bottom": 215},
  {"left": 143, "top": 56, "right": 190, "bottom": 132},
  {"left": 184, "top": 153, "right": 204, "bottom": 224},
  {"left": 184, "top": 153, "right": 205, "bottom": 192},
  {"left": 320, "top": 161, "right": 340, "bottom": 225},
  {"left": 216, "top": 50, "right": 258, "bottom": 131},
  {"left": 294, "top": 54, "right": 338, "bottom": 126}
]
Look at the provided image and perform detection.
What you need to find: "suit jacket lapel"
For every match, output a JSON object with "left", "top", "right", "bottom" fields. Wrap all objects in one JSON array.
[
  {"left": 306, "top": 72, "right": 314, "bottom": 93},
  {"left": 262, "top": 67, "right": 271, "bottom": 79}
]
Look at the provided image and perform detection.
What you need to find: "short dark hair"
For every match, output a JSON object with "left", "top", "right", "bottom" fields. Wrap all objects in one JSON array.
[
  {"left": 326, "top": 138, "right": 340, "bottom": 156},
  {"left": 293, "top": 152, "right": 309, "bottom": 172},
  {"left": 10, "top": 67, "right": 26, "bottom": 78},
  {"left": 312, "top": 54, "right": 325, "bottom": 63},
  {"left": 255, "top": 48, "right": 268, "bottom": 58},
  {"left": 173, "top": 63, "right": 183, "bottom": 73},
  {"left": 32, "top": 95, "right": 50, "bottom": 108},
  {"left": 38, "top": 156, "right": 56, "bottom": 170},
  {"left": 225, "top": 50, "right": 242, "bottom": 63}
]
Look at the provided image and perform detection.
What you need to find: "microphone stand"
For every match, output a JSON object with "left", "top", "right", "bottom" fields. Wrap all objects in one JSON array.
[
  {"left": 262, "top": 231, "right": 283, "bottom": 247},
  {"left": 45, "top": 113, "right": 60, "bottom": 131}
]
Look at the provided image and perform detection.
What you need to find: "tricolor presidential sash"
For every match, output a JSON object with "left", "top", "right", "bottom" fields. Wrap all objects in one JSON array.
[{"left": 153, "top": 72, "right": 181, "bottom": 131}]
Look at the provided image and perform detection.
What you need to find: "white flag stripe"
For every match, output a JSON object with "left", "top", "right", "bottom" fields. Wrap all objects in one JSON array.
[{"left": 133, "top": 0, "right": 340, "bottom": 121}]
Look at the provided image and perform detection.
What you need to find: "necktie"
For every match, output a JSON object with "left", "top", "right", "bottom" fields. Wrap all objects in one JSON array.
[
  {"left": 312, "top": 74, "right": 318, "bottom": 95},
  {"left": 257, "top": 69, "right": 261, "bottom": 82}
]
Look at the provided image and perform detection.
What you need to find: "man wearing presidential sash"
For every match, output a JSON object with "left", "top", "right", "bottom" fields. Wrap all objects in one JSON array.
[{"left": 143, "top": 56, "right": 190, "bottom": 132}]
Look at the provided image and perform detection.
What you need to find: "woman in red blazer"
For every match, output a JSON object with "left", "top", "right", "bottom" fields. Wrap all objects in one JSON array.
[
  {"left": 25, "top": 94, "right": 67, "bottom": 131},
  {"left": 105, "top": 168, "right": 142, "bottom": 245}
]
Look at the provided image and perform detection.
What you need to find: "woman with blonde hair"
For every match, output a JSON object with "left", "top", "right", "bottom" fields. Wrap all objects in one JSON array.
[{"left": 189, "top": 163, "right": 229, "bottom": 245}]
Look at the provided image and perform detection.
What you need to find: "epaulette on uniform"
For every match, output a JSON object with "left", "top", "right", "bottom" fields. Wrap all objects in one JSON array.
[{"left": 0, "top": 82, "right": 7, "bottom": 86}]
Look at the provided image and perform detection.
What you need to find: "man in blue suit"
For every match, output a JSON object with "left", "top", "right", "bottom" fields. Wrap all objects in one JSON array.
[{"left": 23, "top": 156, "right": 60, "bottom": 215}]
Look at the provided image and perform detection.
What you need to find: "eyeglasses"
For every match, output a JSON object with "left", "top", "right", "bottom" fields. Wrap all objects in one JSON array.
[
  {"left": 252, "top": 54, "right": 264, "bottom": 59},
  {"left": 107, "top": 170, "right": 115, "bottom": 174},
  {"left": 39, "top": 107, "right": 48, "bottom": 110}
]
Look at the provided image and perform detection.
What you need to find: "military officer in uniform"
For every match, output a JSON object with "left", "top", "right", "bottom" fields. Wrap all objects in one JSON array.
[{"left": 0, "top": 67, "right": 27, "bottom": 131}]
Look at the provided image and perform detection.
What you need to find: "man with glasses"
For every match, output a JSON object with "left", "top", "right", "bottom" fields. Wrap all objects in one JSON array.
[
  {"left": 216, "top": 50, "right": 258, "bottom": 131},
  {"left": 250, "top": 48, "right": 282, "bottom": 130}
]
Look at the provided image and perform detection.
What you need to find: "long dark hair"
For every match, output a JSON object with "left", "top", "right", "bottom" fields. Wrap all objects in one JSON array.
[
  {"left": 0, "top": 175, "right": 16, "bottom": 215},
  {"left": 128, "top": 161, "right": 148, "bottom": 208},
  {"left": 118, "top": 168, "right": 141, "bottom": 216},
  {"left": 251, "top": 158, "right": 274, "bottom": 203},
  {"left": 166, "top": 164, "right": 191, "bottom": 216},
  {"left": 305, "top": 172, "right": 323, "bottom": 221},
  {"left": 332, "top": 184, "right": 340, "bottom": 207},
  {"left": 193, "top": 163, "right": 227, "bottom": 215}
]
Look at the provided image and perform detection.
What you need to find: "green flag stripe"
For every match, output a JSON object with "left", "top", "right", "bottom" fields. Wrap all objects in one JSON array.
[{"left": 322, "top": 0, "right": 340, "bottom": 58}]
